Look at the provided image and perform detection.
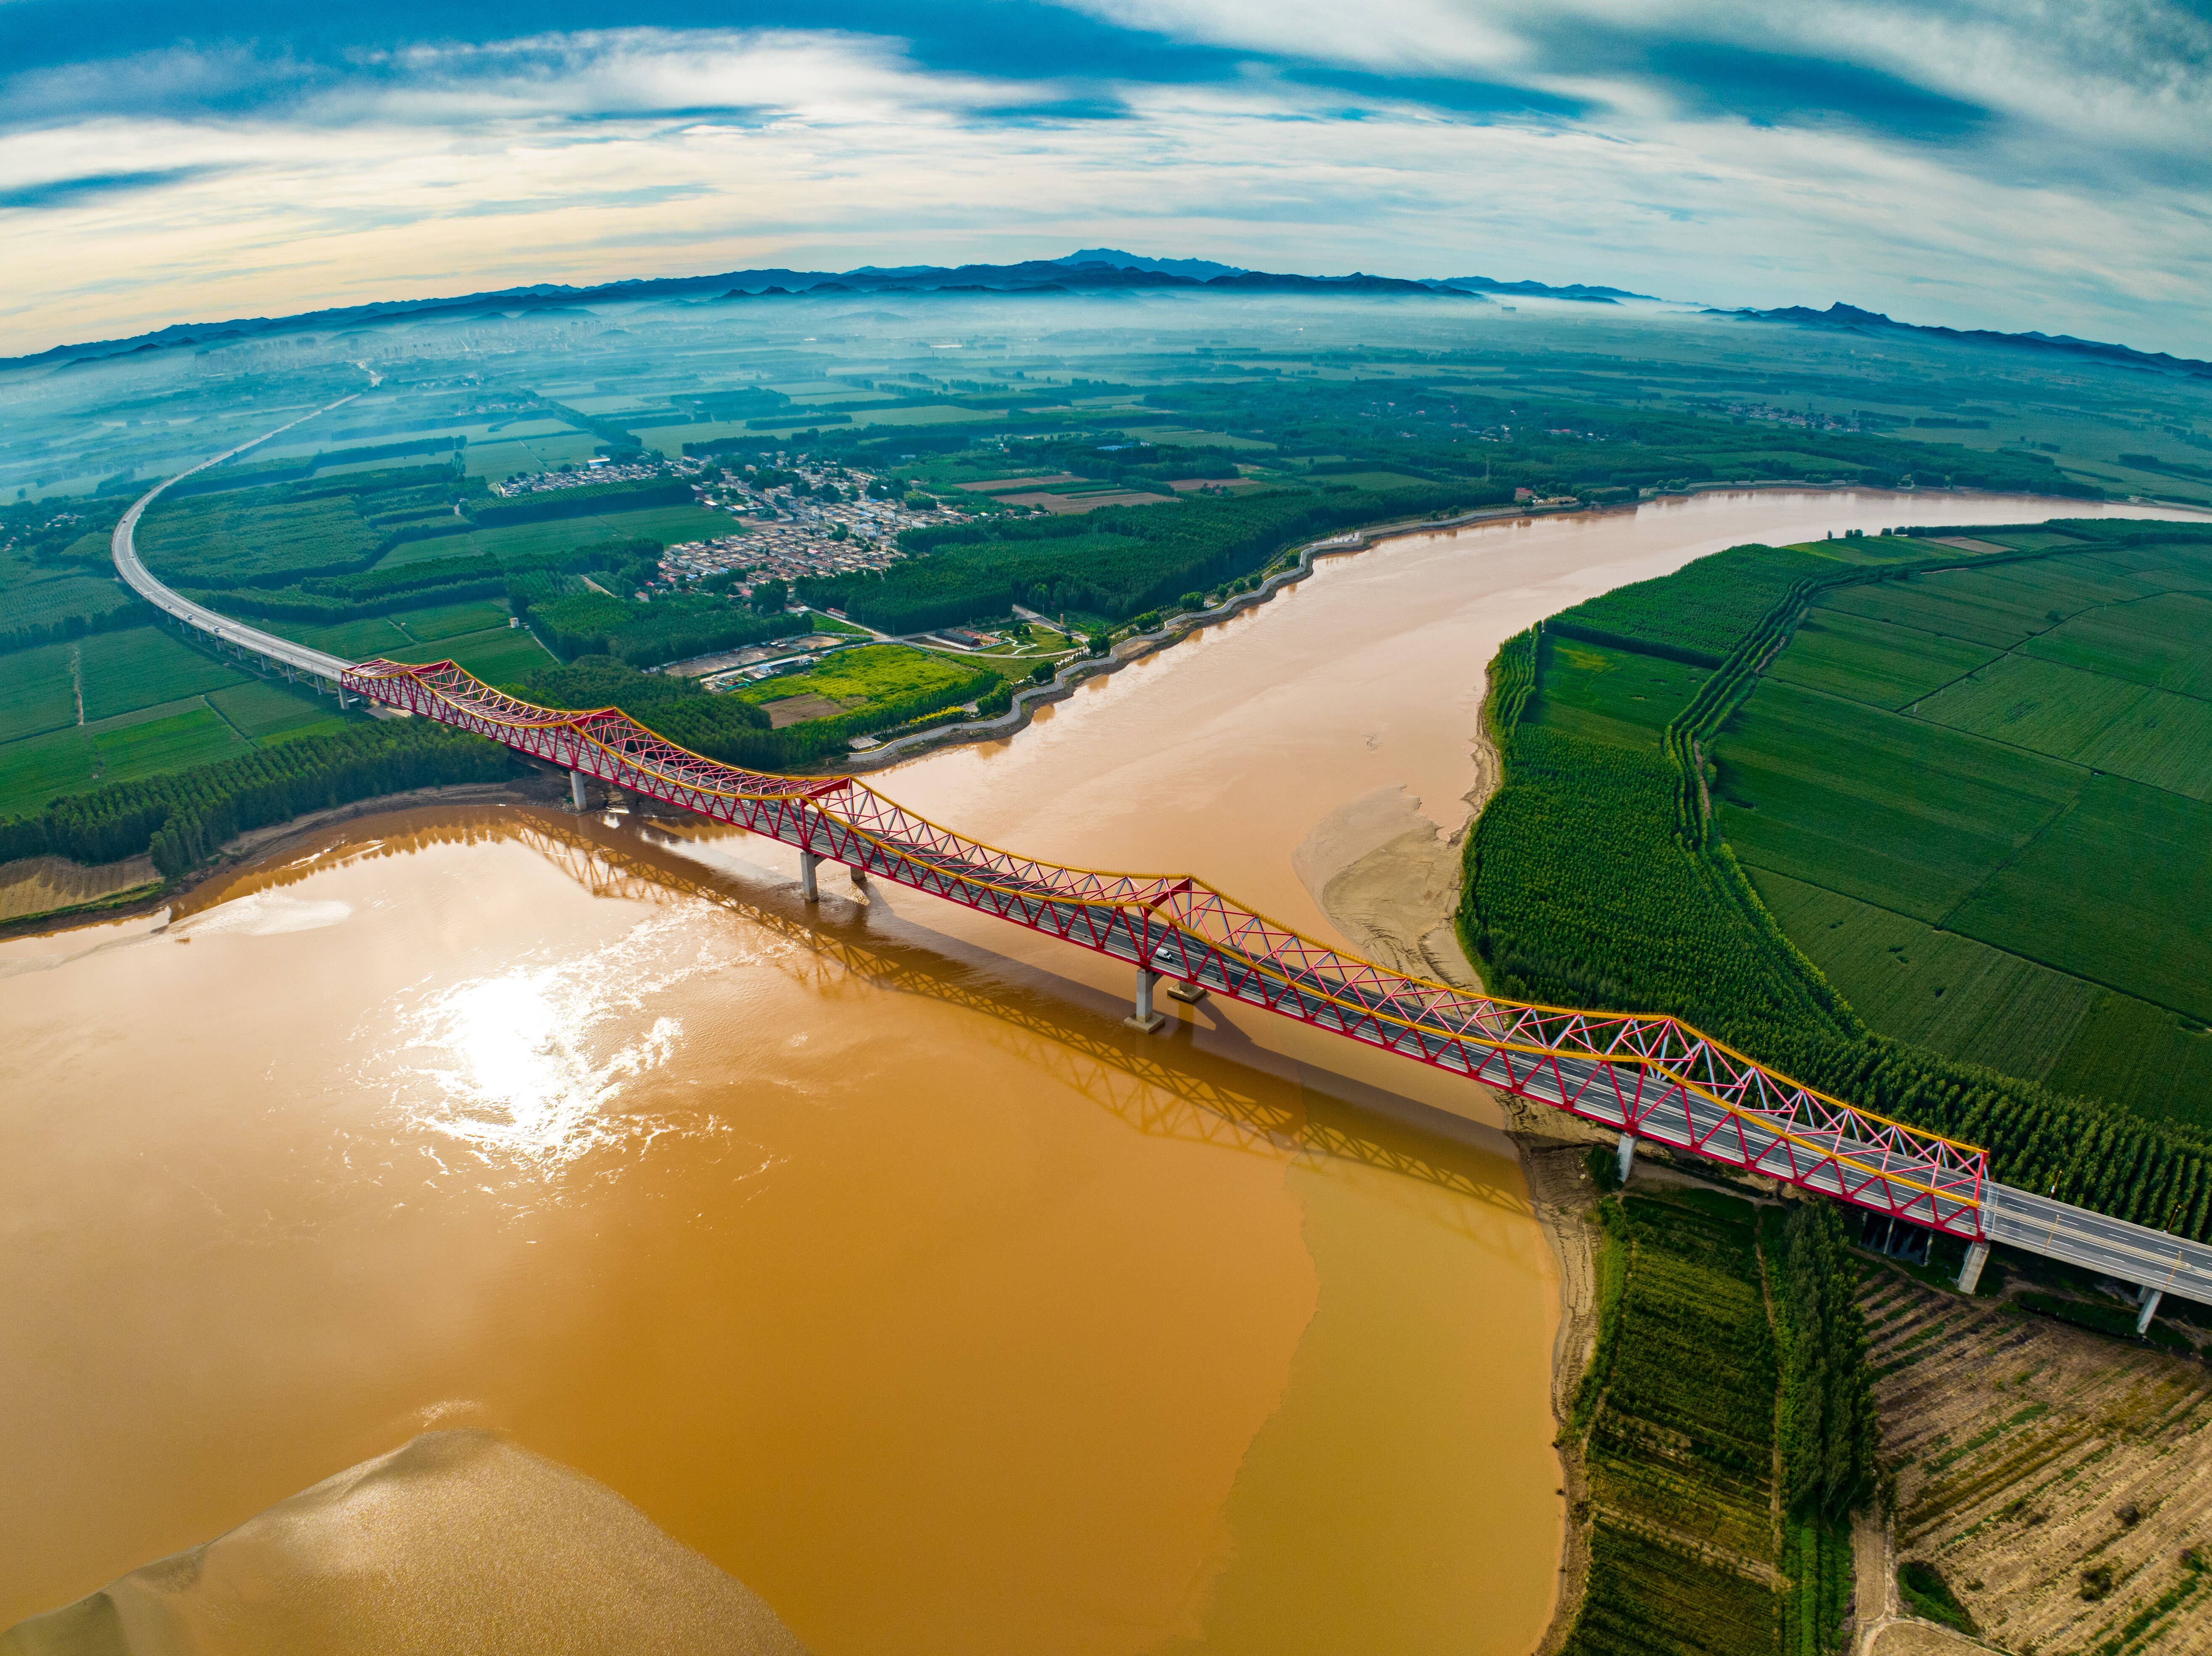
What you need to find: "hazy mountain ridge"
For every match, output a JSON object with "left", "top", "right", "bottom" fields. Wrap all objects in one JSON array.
[
  {"left": 1718, "top": 300, "right": 2212, "bottom": 381},
  {"left": 0, "top": 254, "right": 1640, "bottom": 369},
  {"left": 10, "top": 257, "right": 2202, "bottom": 388}
]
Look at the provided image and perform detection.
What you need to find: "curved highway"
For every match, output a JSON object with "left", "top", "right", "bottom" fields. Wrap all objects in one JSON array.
[{"left": 111, "top": 397, "right": 361, "bottom": 683}]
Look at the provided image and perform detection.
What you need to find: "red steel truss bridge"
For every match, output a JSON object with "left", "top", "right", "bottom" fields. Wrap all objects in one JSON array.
[
  {"left": 347, "top": 657, "right": 2004, "bottom": 1235},
  {"left": 109, "top": 417, "right": 2211, "bottom": 1329}
]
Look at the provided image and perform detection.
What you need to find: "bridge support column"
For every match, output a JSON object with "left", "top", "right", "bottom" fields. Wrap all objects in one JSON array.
[
  {"left": 1616, "top": 1132, "right": 1637, "bottom": 1185},
  {"left": 2137, "top": 1286, "right": 2164, "bottom": 1336},
  {"left": 848, "top": 863, "right": 868, "bottom": 888},
  {"left": 570, "top": 768, "right": 588, "bottom": 811},
  {"left": 1957, "top": 1241, "right": 1990, "bottom": 1295},
  {"left": 1165, "top": 979, "right": 1208, "bottom": 1005},
  {"left": 799, "top": 850, "right": 820, "bottom": 903},
  {"left": 1125, "top": 968, "right": 1167, "bottom": 1034}
]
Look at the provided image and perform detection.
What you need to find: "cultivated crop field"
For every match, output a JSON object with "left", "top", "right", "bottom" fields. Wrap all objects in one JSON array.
[
  {"left": 1752, "top": 872, "right": 2093, "bottom": 1082},
  {"left": 730, "top": 644, "right": 973, "bottom": 714},
  {"left": 0, "top": 703, "right": 250, "bottom": 820},
  {"left": 1528, "top": 637, "right": 1713, "bottom": 745},
  {"left": 79, "top": 626, "right": 254, "bottom": 721},
  {"left": 1714, "top": 678, "right": 2080, "bottom": 921},
  {"left": 1861, "top": 1266, "right": 2212, "bottom": 1656},
  {"left": 0, "top": 642, "right": 82, "bottom": 744},
  {"left": 1557, "top": 1180, "right": 1868, "bottom": 1656},
  {"left": 388, "top": 625, "right": 553, "bottom": 682},
  {"left": 1710, "top": 526, "right": 2212, "bottom": 1122},
  {"left": 0, "top": 623, "right": 355, "bottom": 819},
  {"left": 1582, "top": 1191, "right": 1778, "bottom": 1561}
]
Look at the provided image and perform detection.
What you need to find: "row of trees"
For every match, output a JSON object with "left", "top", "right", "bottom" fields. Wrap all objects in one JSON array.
[
  {"left": 0, "top": 597, "right": 152, "bottom": 656},
  {"left": 466, "top": 476, "right": 690, "bottom": 528},
  {"left": 1770, "top": 1204, "right": 1878, "bottom": 1519},
  {"left": 799, "top": 482, "right": 1512, "bottom": 634},
  {"left": 514, "top": 588, "right": 808, "bottom": 667},
  {"left": 0, "top": 722, "right": 519, "bottom": 877}
]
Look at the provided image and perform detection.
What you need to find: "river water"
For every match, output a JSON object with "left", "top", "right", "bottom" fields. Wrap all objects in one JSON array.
[{"left": 2, "top": 491, "right": 2191, "bottom": 1651}]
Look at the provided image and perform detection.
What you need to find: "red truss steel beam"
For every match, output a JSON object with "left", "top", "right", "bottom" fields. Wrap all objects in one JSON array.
[{"left": 346, "top": 656, "right": 1991, "bottom": 1238}]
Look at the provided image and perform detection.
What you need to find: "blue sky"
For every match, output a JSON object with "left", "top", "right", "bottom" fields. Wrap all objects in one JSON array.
[{"left": 2, "top": 0, "right": 2209, "bottom": 355}]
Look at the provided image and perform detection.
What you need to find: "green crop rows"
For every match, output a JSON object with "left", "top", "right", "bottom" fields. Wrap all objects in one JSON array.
[
  {"left": 1584, "top": 1192, "right": 1777, "bottom": 1556},
  {"left": 1564, "top": 1520, "right": 1779, "bottom": 1656},
  {"left": 1559, "top": 1189, "right": 1867, "bottom": 1656},
  {"left": 0, "top": 622, "right": 359, "bottom": 821},
  {"left": 1468, "top": 518, "right": 2212, "bottom": 1191}
]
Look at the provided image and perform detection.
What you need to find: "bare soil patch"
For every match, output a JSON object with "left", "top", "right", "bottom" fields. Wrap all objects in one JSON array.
[
  {"left": 995, "top": 489, "right": 1174, "bottom": 515},
  {"left": 954, "top": 473, "right": 1082, "bottom": 492},
  {"left": 1861, "top": 1265, "right": 2212, "bottom": 1654},
  {"left": 1868, "top": 1622, "right": 1989, "bottom": 1656},
  {"left": 760, "top": 691, "right": 852, "bottom": 727}
]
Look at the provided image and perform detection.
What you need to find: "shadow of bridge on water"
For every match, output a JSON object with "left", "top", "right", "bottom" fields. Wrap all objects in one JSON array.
[{"left": 204, "top": 800, "right": 1533, "bottom": 1241}]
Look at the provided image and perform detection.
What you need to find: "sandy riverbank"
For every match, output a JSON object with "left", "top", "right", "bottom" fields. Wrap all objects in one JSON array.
[
  {"left": 1, "top": 1431, "right": 807, "bottom": 1656},
  {"left": 1285, "top": 694, "right": 1619, "bottom": 1653},
  {"left": 0, "top": 777, "right": 571, "bottom": 942}
]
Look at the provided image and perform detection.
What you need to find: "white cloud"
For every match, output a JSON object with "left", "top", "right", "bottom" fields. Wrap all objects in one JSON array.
[
  {"left": 0, "top": 21, "right": 2207, "bottom": 358},
  {"left": 1059, "top": 0, "right": 2212, "bottom": 152}
]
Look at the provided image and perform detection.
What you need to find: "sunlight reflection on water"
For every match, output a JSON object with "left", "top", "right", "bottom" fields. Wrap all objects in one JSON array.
[{"left": 368, "top": 904, "right": 751, "bottom": 1178}]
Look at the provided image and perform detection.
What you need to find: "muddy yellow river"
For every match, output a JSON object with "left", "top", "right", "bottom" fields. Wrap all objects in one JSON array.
[{"left": 0, "top": 492, "right": 2149, "bottom": 1651}]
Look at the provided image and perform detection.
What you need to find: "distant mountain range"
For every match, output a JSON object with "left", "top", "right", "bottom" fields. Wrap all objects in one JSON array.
[
  {"left": 1715, "top": 300, "right": 2212, "bottom": 382},
  {"left": 12, "top": 256, "right": 2206, "bottom": 385},
  {"left": 3, "top": 252, "right": 1654, "bottom": 370}
]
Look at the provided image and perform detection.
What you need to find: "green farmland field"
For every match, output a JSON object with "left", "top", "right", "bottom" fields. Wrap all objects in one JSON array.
[
  {"left": 388, "top": 624, "right": 553, "bottom": 681},
  {"left": 1713, "top": 679, "right": 2081, "bottom": 922},
  {"left": 370, "top": 502, "right": 732, "bottom": 571},
  {"left": 1751, "top": 871, "right": 2094, "bottom": 1080},
  {"left": 256, "top": 598, "right": 524, "bottom": 662},
  {"left": 0, "top": 642, "right": 82, "bottom": 744},
  {"left": 396, "top": 599, "right": 512, "bottom": 642},
  {"left": 1710, "top": 528, "right": 2212, "bottom": 1124},
  {"left": 78, "top": 626, "right": 257, "bottom": 720},
  {"left": 1528, "top": 637, "right": 1712, "bottom": 746},
  {"left": 731, "top": 644, "right": 974, "bottom": 715},
  {"left": 206, "top": 681, "right": 349, "bottom": 743},
  {"left": 0, "top": 700, "right": 253, "bottom": 819},
  {"left": 0, "top": 570, "right": 137, "bottom": 635},
  {"left": 260, "top": 614, "right": 417, "bottom": 659},
  {"left": 1553, "top": 1186, "right": 1869, "bottom": 1656},
  {"left": 1765, "top": 610, "right": 1995, "bottom": 709},
  {"left": 0, "top": 623, "right": 362, "bottom": 819}
]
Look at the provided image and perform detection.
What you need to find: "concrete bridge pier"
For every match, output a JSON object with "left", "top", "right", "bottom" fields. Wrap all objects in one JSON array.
[
  {"left": 1957, "top": 1241, "right": 1990, "bottom": 1294},
  {"left": 570, "top": 768, "right": 588, "bottom": 811},
  {"left": 1126, "top": 968, "right": 1168, "bottom": 1034},
  {"left": 2137, "top": 1285, "right": 2164, "bottom": 1335},
  {"left": 1165, "top": 978, "right": 1208, "bottom": 1005},
  {"left": 799, "top": 850, "right": 820, "bottom": 903},
  {"left": 848, "top": 862, "right": 869, "bottom": 888},
  {"left": 1616, "top": 1132, "right": 1637, "bottom": 1184}
]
